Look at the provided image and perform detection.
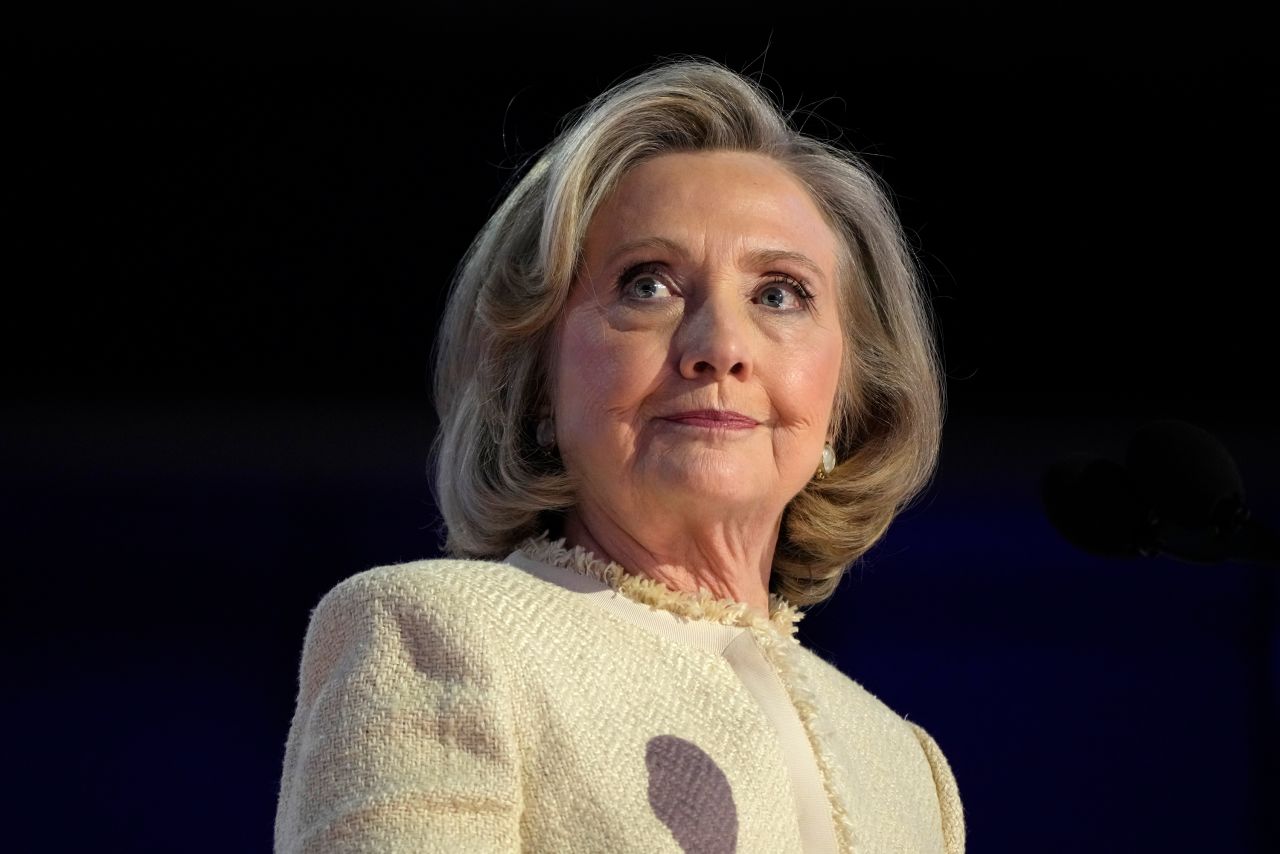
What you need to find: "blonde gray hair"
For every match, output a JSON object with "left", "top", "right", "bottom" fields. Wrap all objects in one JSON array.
[{"left": 432, "top": 57, "right": 943, "bottom": 607}]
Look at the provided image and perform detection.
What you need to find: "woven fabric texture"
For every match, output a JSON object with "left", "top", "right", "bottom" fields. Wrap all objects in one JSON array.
[{"left": 274, "top": 545, "right": 965, "bottom": 853}]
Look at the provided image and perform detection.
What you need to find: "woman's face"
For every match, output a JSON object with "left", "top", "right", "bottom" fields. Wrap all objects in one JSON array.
[{"left": 552, "top": 150, "right": 845, "bottom": 523}]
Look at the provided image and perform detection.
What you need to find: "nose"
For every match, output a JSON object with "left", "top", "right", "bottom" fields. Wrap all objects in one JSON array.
[{"left": 676, "top": 291, "right": 753, "bottom": 381}]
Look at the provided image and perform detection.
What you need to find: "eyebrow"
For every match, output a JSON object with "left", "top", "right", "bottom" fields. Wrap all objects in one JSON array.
[{"left": 606, "top": 236, "right": 827, "bottom": 284}]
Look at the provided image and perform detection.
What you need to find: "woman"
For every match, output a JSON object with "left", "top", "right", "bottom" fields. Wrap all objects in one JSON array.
[{"left": 274, "top": 58, "right": 964, "bottom": 853}]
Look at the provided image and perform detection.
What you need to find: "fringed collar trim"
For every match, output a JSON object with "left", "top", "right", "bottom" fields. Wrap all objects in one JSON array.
[{"left": 516, "top": 533, "right": 804, "bottom": 639}]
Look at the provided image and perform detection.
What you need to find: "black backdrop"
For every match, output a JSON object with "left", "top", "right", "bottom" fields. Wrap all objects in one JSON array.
[{"left": 7, "top": 8, "right": 1279, "bottom": 852}]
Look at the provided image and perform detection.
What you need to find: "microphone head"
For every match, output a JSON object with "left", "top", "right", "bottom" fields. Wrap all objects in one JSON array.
[
  {"left": 1124, "top": 420, "right": 1244, "bottom": 528},
  {"left": 1041, "top": 453, "right": 1152, "bottom": 557}
]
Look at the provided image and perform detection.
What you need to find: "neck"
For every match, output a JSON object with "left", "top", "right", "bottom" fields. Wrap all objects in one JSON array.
[{"left": 562, "top": 503, "right": 778, "bottom": 617}]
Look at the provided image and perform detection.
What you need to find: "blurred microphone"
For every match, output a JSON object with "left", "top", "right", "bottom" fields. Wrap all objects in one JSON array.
[{"left": 1041, "top": 420, "right": 1280, "bottom": 566}]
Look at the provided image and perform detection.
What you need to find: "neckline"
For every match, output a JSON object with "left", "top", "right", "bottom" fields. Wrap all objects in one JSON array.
[{"left": 515, "top": 533, "right": 804, "bottom": 638}]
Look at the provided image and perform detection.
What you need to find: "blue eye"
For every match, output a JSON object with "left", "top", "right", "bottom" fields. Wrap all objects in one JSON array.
[
  {"left": 760, "top": 285, "right": 794, "bottom": 309},
  {"left": 628, "top": 274, "right": 671, "bottom": 299},
  {"left": 757, "top": 278, "right": 814, "bottom": 311}
]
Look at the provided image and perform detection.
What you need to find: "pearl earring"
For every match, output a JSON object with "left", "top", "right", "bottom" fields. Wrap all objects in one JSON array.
[
  {"left": 536, "top": 417, "right": 557, "bottom": 449},
  {"left": 815, "top": 442, "right": 836, "bottom": 480}
]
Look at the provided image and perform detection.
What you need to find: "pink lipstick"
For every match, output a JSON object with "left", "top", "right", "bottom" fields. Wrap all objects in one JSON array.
[{"left": 661, "top": 410, "right": 759, "bottom": 430}]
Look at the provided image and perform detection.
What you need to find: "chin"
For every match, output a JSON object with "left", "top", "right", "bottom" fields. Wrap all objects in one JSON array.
[{"left": 648, "top": 453, "right": 774, "bottom": 508}]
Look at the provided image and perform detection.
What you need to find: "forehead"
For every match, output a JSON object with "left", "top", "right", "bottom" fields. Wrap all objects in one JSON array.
[{"left": 584, "top": 151, "right": 840, "bottom": 274}]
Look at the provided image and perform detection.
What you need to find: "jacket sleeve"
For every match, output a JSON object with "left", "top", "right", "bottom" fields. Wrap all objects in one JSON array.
[
  {"left": 273, "top": 568, "right": 522, "bottom": 853},
  {"left": 907, "top": 722, "right": 966, "bottom": 854}
]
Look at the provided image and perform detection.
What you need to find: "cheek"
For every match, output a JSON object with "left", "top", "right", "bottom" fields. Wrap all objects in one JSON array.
[
  {"left": 773, "top": 327, "right": 844, "bottom": 432},
  {"left": 553, "top": 311, "right": 668, "bottom": 441}
]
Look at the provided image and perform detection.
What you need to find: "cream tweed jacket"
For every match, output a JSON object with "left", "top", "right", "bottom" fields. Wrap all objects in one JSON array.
[{"left": 274, "top": 537, "right": 965, "bottom": 853}]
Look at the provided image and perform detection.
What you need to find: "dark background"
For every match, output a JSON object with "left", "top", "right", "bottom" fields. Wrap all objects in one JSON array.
[{"left": 7, "top": 6, "right": 1278, "bottom": 852}]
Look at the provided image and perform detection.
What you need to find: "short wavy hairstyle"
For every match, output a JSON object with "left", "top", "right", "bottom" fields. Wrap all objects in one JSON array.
[{"left": 431, "top": 57, "right": 943, "bottom": 607}]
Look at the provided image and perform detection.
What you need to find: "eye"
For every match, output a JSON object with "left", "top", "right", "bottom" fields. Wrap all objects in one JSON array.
[
  {"left": 627, "top": 274, "right": 671, "bottom": 300},
  {"left": 756, "top": 277, "right": 815, "bottom": 311},
  {"left": 618, "top": 262, "right": 675, "bottom": 301}
]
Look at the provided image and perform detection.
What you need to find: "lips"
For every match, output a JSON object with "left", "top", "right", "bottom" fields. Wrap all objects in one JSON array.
[{"left": 661, "top": 410, "right": 759, "bottom": 429}]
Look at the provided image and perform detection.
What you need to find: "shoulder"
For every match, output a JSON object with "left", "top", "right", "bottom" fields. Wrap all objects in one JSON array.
[
  {"left": 322, "top": 554, "right": 526, "bottom": 597},
  {"left": 294, "top": 557, "right": 553, "bottom": 702},
  {"left": 311, "top": 555, "right": 543, "bottom": 625},
  {"left": 299, "top": 556, "right": 556, "bottom": 669},
  {"left": 278, "top": 559, "right": 530, "bottom": 851}
]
